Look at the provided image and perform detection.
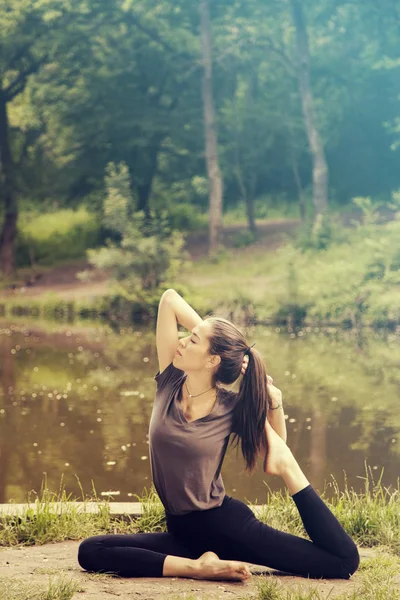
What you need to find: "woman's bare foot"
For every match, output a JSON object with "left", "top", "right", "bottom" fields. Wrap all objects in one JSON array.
[
  {"left": 194, "top": 551, "right": 252, "bottom": 582},
  {"left": 263, "top": 419, "right": 295, "bottom": 476}
]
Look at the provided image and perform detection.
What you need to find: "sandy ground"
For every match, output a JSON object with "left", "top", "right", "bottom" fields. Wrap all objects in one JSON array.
[{"left": 0, "top": 542, "right": 382, "bottom": 599}]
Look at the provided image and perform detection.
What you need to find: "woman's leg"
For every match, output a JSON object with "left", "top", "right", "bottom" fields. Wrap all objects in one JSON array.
[
  {"left": 207, "top": 489, "right": 359, "bottom": 580},
  {"left": 78, "top": 530, "right": 252, "bottom": 580},
  {"left": 179, "top": 423, "right": 360, "bottom": 580},
  {"left": 78, "top": 531, "right": 197, "bottom": 577}
]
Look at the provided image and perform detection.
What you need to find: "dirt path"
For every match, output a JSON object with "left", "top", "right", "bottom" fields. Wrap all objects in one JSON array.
[
  {"left": 1, "top": 219, "right": 299, "bottom": 302},
  {"left": 0, "top": 542, "right": 380, "bottom": 599}
]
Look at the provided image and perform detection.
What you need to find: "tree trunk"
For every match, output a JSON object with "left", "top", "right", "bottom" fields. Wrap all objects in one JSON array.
[
  {"left": 135, "top": 134, "right": 164, "bottom": 218},
  {"left": 291, "top": 154, "right": 306, "bottom": 221},
  {"left": 234, "top": 163, "right": 256, "bottom": 234},
  {"left": 0, "top": 90, "right": 17, "bottom": 277},
  {"left": 200, "top": 0, "right": 223, "bottom": 256},
  {"left": 290, "top": 0, "right": 328, "bottom": 218}
]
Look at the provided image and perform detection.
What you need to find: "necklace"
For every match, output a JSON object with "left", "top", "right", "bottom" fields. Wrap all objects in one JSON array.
[{"left": 184, "top": 380, "right": 216, "bottom": 398}]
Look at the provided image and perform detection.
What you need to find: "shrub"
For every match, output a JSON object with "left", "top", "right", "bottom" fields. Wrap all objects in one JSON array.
[
  {"left": 78, "top": 162, "right": 192, "bottom": 309},
  {"left": 165, "top": 202, "right": 206, "bottom": 231},
  {"left": 295, "top": 213, "right": 344, "bottom": 252}
]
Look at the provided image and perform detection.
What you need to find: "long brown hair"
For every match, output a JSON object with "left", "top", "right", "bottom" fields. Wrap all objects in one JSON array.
[{"left": 206, "top": 316, "right": 271, "bottom": 473}]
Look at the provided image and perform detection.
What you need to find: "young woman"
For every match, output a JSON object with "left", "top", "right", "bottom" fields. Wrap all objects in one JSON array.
[{"left": 78, "top": 289, "right": 360, "bottom": 582}]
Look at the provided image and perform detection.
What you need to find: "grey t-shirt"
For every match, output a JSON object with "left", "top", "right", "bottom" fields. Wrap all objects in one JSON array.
[{"left": 149, "top": 361, "right": 240, "bottom": 515}]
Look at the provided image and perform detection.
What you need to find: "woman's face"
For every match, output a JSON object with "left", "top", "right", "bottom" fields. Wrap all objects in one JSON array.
[{"left": 173, "top": 320, "right": 217, "bottom": 373}]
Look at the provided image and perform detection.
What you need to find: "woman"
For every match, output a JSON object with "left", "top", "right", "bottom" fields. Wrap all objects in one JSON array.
[{"left": 78, "top": 289, "right": 360, "bottom": 582}]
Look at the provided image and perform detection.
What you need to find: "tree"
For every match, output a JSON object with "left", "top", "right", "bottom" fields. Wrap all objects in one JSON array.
[
  {"left": 290, "top": 0, "right": 328, "bottom": 219},
  {"left": 0, "top": 0, "right": 105, "bottom": 276},
  {"left": 200, "top": 0, "right": 223, "bottom": 255}
]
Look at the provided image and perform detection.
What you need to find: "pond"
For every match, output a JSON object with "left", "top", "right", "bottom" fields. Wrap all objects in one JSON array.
[{"left": 0, "top": 318, "right": 399, "bottom": 505}]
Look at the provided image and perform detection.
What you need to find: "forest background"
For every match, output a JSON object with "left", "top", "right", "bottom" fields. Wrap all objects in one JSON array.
[{"left": 1, "top": 0, "right": 400, "bottom": 328}]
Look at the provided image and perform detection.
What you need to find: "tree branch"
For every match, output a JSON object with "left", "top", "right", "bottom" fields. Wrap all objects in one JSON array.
[
  {"left": 259, "top": 36, "right": 295, "bottom": 74},
  {"left": 125, "top": 12, "right": 193, "bottom": 64},
  {"left": 4, "top": 59, "right": 47, "bottom": 101}
]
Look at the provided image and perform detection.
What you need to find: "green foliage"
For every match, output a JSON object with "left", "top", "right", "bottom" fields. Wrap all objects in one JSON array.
[
  {"left": 79, "top": 162, "right": 191, "bottom": 308},
  {"left": 231, "top": 229, "right": 258, "bottom": 248},
  {"left": 352, "top": 197, "right": 382, "bottom": 226},
  {"left": 1, "top": 0, "right": 400, "bottom": 244},
  {"left": 224, "top": 196, "right": 306, "bottom": 225},
  {"left": 15, "top": 208, "right": 101, "bottom": 267},
  {"left": 183, "top": 214, "right": 400, "bottom": 328},
  {"left": 165, "top": 202, "right": 206, "bottom": 232},
  {"left": 274, "top": 256, "right": 311, "bottom": 327},
  {"left": 103, "top": 162, "right": 133, "bottom": 235},
  {"left": 295, "top": 213, "right": 345, "bottom": 252}
]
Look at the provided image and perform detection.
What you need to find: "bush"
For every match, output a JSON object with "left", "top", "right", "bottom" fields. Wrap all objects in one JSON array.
[
  {"left": 165, "top": 202, "right": 206, "bottom": 231},
  {"left": 16, "top": 207, "right": 101, "bottom": 267},
  {"left": 78, "top": 162, "right": 192, "bottom": 306},
  {"left": 295, "top": 213, "right": 345, "bottom": 252}
]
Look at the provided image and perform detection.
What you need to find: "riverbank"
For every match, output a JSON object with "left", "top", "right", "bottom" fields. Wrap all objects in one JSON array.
[
  {"left": 0, "top": 475, "right": 399, "bottom": 600},
  {"left": 1, "top": 214, "right": 400, "bottom": 328},
  {"left": 1, "top": 469, "right": 400, "bottom": 600},
  {"left": 1, "top": 471, "right": 399, "bottom": 551}
]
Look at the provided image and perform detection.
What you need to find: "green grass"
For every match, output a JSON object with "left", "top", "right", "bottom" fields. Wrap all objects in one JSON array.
[
  {"left": 1, "top": 470, "right": 399, "bottom": 600},
  {"left": 186, "top": 215, "right": 400, "bottom": 328},
  {"left": 0, "top": 575, "right": 82, "bottom": 600},
  {"left": 1, "top": 465, "right": 399, "bottom": 554},
  {"left": 0, "top": 474, "right": 124, "bottom": 546}
]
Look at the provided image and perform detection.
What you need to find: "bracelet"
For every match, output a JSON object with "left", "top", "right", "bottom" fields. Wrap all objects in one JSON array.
[{"left": 268, "top": 403, "right": 283, "bottom": 410}]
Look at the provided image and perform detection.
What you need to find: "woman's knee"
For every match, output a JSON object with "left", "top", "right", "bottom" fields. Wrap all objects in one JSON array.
[
  {"left": 78, "top": 535, "right": 104, "bottom": 571},
  {"left": 339, "top": 546, "right": 360, "bottom": 579}
]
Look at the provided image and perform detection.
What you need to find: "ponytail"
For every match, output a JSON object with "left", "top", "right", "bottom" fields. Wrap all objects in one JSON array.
[
  {"left": 230, "top": 347, "right": 270, "bottom": 473},
  {"left": 205, "top": 316, "right": 271, "bottom": 473}
]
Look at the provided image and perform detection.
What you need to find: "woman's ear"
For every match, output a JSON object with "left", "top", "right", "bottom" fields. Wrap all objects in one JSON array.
[{"left": 209, "top": 354, "right": 221, "bottom": 370}]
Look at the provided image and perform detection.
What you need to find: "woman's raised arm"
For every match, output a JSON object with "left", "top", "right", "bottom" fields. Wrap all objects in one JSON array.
[{"left": 156, "top": 289, "right": 203, "bottom": 373}]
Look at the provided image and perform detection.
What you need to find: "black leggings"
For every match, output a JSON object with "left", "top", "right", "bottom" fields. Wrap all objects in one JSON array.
[{"left": 78, "top": 485, "right": 360, "bottom": 580}]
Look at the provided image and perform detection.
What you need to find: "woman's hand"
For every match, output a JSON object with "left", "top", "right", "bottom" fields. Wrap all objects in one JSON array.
[
  {"left": 241, "top": 355, "right": 250, "bottom": 375},
  {"left": 267, "top": 378, "right": 282, "bottom": 408}
]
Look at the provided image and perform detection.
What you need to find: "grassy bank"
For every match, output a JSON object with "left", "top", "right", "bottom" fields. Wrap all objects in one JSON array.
[
  {"left": 1, "top": 469, "right": 399, "bottom": 599},
  {"left": 1, "top": 467, "right": 399, "bottom": 553},
  {"left": 1, "top": 213, "right": 400, "bottom": 329},
  {"left": 186, "top": 215, "right": 400, "bottom": 329}
]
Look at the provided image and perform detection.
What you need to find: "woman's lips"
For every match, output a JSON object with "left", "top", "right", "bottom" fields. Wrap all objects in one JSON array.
[{"left": 176, "top": 349, "right": 182, "bottom": 356}]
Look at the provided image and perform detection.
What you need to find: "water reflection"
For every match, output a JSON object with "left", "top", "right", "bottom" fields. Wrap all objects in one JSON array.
[{"left": 0, "top": 319, "right": 398, "bottom": 504}]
